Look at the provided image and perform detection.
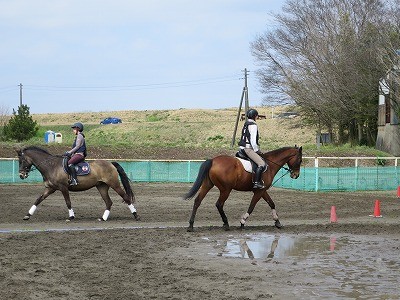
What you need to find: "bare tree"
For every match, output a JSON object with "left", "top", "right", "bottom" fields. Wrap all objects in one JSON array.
[{"left": 251, "top": 0, "right": 400, "bottom": 146}]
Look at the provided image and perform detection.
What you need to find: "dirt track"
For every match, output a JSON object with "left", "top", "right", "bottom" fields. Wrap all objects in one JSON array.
[{"left": 1, "top": 183, "right": 400, "bottom": 299}]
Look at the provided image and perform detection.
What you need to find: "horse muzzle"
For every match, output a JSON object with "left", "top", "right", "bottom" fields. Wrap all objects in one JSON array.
[
  {"left": 19, "top": 172, "right": 29, "bottom": 179},
  {"left": 290, "top": 171, "right": 300, "bottom": 179}
]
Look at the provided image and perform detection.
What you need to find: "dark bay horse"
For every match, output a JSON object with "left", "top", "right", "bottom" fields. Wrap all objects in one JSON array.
[
  {"left": 16, "top": 146, "right": 140, "bottom": 222},
  {"left": 183, "top": 146, "right": 302, "bottom": 232}
]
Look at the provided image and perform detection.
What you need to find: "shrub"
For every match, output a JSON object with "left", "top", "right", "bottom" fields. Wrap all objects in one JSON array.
[{"left": 3, "top": 105, "right": 39, "bottom": 141}]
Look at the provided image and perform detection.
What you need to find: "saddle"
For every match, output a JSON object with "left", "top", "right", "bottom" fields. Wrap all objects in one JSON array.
[
  {"left": 235, "top": 149, "right": 267, "bottom": 173},
  {"left": 62, "top": 157, "right": 91, "bottom": 176}
]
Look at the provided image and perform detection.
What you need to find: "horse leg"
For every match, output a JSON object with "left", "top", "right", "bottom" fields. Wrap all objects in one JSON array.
[
  {"left": 240, "top": 191, "right": 263, "bottom": 229},
  {"left": 262, "top": 191, "right": 282, "bottom": 229},
  {"left": 187, "top": 183, "right": 213, "bottom": 232},
  {"left": 112, "top": 185, "right": 140, "bottom": 221},
  {"left": 96, "top": 184, "right": 113, "bottom": 221},
  {"left": 60, "top": 189, "right": 76, "bottom": 221},
  {"left": 23, "top": 188, "right": 56, "bottom": 220},
  {"left": 215, "top": 190, "right": 231, "bottom": 231}
]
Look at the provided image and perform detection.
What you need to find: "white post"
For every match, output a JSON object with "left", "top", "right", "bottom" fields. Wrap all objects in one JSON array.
[
  {"left": 187, "top": 161, "right": 191, "bottom": 183},
  {"left": 396, "top": 158, "right": 399, "bottom": 187},
  {"left": 315, "top": 157, "right": 319, "bottom": 192},
  {"left": 355, "top": 158, "right": 359, "bottom": 191},
  {"left": 13, "top": 159, "right": 16, "bottom": 183}
]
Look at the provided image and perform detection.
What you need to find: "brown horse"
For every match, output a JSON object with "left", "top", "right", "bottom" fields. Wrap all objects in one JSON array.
[
  {"left": 16, "top": 146, "right": 140, "bottom": 222},
  {"left": 183, "top": 146, "right": 302, "bottom": 231}
]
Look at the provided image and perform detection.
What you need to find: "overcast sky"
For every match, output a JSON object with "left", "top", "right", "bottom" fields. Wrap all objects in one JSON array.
[{"left": 0, "top": 0, "right": 285, "bottom": 114}]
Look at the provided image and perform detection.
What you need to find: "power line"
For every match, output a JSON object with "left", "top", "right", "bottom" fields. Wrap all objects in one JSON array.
[
  {"left": 0, "top": 86, "right": 17, "bottom": 94},
  {"left": 21, "top": 75, "right": 241, "bottom": 92},
  {"left": 0, "top": 73, "right": 247, "bottom": 109}
]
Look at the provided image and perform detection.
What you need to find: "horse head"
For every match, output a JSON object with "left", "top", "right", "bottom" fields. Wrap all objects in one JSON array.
[
  {"left": 16, "top": 148, "right": 33, "bottom": 179},
  {"left": 286, "top": 146, "right": 302, "bottom": 179}
]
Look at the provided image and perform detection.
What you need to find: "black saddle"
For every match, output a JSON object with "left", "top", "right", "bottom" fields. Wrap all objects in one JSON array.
[
  {"left": 62, "top": 157, "right": 91, "bottom": 176},
  {"left": 235, "top": 149, "right": 267, "bottom": 173}
]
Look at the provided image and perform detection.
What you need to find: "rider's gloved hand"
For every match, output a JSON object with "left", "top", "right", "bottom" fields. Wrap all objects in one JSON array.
[{"left": 64, "top": 152, "right": 71, "bottom": 157}]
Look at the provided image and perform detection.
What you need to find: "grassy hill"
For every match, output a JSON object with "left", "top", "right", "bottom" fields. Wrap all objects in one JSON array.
[
  {"left": 0, "top": 106, "right": 390, "bottom": 159},
  {"left": 31, "top": 106, "right": 313, "bottom": 148}
]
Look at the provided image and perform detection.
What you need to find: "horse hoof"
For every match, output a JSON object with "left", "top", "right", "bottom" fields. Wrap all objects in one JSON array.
[
  {"left": 240, "top": 223, "right": 244, "bottom": 230},
  {"left": 69, "top": 216, "right": 75, "bottom": 220},
  {"left": 275, "top": 220, "right": 283, "bottom": 229},
  {"left": 133, "top": 212, "right": 141, "bottom": 221},
  {"left": 187, "top": 227, "right": 194, "bottom": 232},
  {"left": 223, "top": 224, "right": 230, "bottom": 231},
  {"left": 23, "top": 215, "right": 30, "bottom": 221},
  {"left": 97, "top": 218, "right": 105, "bottom": 222}
]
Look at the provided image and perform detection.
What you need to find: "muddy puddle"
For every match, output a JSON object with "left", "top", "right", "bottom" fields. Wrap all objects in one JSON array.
[{"left": 203, "top": 233, "right": 400, "bottom": 299}]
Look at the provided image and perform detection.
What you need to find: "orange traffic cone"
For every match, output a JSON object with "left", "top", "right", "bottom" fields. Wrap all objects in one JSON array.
[
  {"left": 397, "top": 186, "right": 400, "bottom": 198},
  {"left": 371, "top": 200, "right": 383, "bottom": 218},
  {"left": 330, "top": 206, "right": 337, "bottom": 223}
]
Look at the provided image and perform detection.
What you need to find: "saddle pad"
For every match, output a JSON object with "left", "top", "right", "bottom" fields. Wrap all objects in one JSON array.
[
  {"left": 63, "top": 162, "right": 91, "bottom": 176},
  {"left": 236, "top": 157, "right": 253, "bottom": 173}
]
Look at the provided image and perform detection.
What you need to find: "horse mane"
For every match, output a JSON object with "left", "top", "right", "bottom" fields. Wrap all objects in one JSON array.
[
  {"left": 23, "top": 146, "right": 53, "bottom": 156},
  {"left": 265, "top": 146, "right": 295, "bottom": 156}
]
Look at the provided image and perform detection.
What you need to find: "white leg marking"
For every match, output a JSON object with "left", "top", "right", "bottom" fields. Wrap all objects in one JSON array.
[
  {"left": 102, "top": 209, "right": 110, "bottom": 221},
  {"left": 68, "top": 209, "right": 75, "bottom": 218},
  {"left": 28, "top": 205, "right": 37, "bottom": 215},
  {"left": 128, "top": 204, "right": 136, "bottom": 213},
  {"left": 241, "top": 212, "right": 250, "bottom": 225},
  {"left": 271, "top": 209, "right": 278, "bottom": 220}
]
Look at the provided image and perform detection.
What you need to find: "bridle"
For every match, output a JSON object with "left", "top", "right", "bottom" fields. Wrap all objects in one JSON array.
[
  {"left": 18, "top": 151, "right": 60, "bottom": 177},
  {"left": 18, "top": 152, "right": 34, "bottom": 178},
  {"left": 264, "top": 150, "right": 302, "bottom": 186}
]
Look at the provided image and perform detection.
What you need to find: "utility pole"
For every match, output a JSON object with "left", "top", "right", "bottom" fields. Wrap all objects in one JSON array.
[
  {"left": 19, "top": 83, "right": 23, "bottom": 106},
  {"left": 231, "top": 68, "right": 249, "bottom": 148}
]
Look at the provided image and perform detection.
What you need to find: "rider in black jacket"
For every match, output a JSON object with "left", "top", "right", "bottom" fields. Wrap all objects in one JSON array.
[{"left": 238, "top": 109, "right": 266, "bottom": 189}]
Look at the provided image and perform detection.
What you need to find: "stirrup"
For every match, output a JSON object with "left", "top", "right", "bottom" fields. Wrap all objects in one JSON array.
[
  {"left": 69, "top": 178, "right": 78, "bottom": 186},
  {"left": 253, "top": 182, "right": 265, "bottom": 189}
]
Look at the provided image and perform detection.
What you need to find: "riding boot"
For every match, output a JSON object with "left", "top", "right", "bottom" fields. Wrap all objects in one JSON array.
[
  {"left": 68, "top": 164, "right": 78, "bottom": 186},
  {"left": 253, "top": 166, "right": 265, "bottom": 189}
]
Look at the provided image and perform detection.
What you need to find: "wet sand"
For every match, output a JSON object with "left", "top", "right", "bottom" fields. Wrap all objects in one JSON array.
[{"left": 1, "top": 183, "right": 400, "bottom": 299}]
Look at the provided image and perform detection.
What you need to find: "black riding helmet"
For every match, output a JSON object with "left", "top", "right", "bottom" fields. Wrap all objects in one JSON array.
[
  {"left": 71, "top": 122, "right": 84, "bottom": 132},
  {"left": 247, "top": 109, "right": 259, "bottom": 120}
]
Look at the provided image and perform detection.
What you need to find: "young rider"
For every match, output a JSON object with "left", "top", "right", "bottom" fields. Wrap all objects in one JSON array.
[
  {"left": 65, "top": 122, "right": 87, "bottom": 186},
  {"left": 238, "top": 109, "right": 266, "bottom": 189}
]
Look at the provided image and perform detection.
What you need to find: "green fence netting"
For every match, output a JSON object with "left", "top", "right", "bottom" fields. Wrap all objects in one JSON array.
[{"left": 1, "top": 159, "right": 399, "bottom": 191}]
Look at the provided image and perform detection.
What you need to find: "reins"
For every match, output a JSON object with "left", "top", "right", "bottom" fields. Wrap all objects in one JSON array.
[
  {"left": 263, "top": 153, "right": 297, "bottom": 186},
  {"left": 21, "top": 152, "right": 62, "bottom": 174},
  {"left": 271, "top": 169, "right": 291, "bottom": 186}
]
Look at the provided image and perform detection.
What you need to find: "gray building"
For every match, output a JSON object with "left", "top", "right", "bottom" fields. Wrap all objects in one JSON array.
[{"left": 376, "top": 65, "right": 400, "bottom": 155}]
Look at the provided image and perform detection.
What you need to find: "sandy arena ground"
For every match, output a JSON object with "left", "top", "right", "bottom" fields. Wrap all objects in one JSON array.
[{"left": 1, "top": 183, "right": 400, "bottom": 299}]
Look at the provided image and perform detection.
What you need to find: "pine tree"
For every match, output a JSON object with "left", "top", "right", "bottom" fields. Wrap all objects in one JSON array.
[{"left": 3, "top": 105, "right": 39, "bottom": 141}]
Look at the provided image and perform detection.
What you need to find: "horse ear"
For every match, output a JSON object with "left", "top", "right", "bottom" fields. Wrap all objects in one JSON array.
[
  {"left": 299, "top": 146, "right": 302, "bottom": 154},
  {"left": 14, "top": 147, "right": 22, "bottom": 156}
]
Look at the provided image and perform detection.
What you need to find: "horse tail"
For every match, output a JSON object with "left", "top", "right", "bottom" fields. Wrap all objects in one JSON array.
[
  {"left": 112, "top": 162, "right": 135, "bottom": 203},
  {"left": 183, "top": 159, "right": 212, "bottom": 200}
]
